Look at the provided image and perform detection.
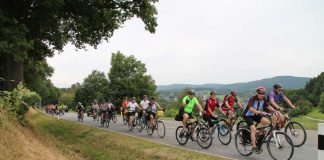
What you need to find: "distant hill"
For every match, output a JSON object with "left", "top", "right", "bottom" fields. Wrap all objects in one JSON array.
[{"left": 157, "top": 76, "right": 311, "bottom": 91}]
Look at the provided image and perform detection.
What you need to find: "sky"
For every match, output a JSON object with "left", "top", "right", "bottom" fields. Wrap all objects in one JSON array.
[{"left": 47, "top": 0, "right": 324, "bottom": 88}]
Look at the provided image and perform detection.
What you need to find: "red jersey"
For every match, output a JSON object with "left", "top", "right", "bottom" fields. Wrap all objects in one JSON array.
[
  {"left": 204, "top": 98, "right": 220, "bottom": 116},
  {"left": 221, "top": 95, "right": 238, "bottom": 111},
  {"left": 122, "top": 100, "right": 128, "bottom": 108}
]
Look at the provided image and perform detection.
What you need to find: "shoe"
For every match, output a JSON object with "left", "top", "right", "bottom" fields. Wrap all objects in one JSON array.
[{"left": 252, "top": 147, "right": 262, "bottom": 154}]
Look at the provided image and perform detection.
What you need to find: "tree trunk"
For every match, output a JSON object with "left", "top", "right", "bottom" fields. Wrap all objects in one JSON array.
[{"left": 1, "top": 54, "right": 24, "bottom": 91}]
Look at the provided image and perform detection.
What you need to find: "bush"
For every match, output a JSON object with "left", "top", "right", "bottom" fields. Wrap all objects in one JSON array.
[
  {"left": 23, "top": 91, "right": 41, "bottom": 107},
  {"left": 318, "top": 92, "right": 324, "bottom": 113},
  {"left": 290, "top": 100, "right": 313, "bottom": 117}
]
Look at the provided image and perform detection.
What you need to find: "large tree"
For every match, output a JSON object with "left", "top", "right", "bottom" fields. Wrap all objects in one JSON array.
[
  {"left": 108, "top": 51, "right": 156, "bottom": 105},
  {"left": 74, "top": 70, "right": 109, "bottom": 107},
  {"left": 0, "top": 0, "right": 158, "bottom": 90}
]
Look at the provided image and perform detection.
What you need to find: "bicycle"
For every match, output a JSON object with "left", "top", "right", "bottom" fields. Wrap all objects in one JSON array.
[
  {"left": 145, "top": 112, "right": 166, "bottom": 138},
  {"left": 175, "top": 112, "right": 213, "bottom": 149},
  {"left": 207, "top": 116, "right": 232, "bottom": 145},
  {"left": 257, "top": 108, "right": 307, "bottom": 147},
  {"left": 128, "top": 111, "right": 137, "bottom": 131},
  {"left": 235, "top": 113, "right": 294, "bottom": 160},
  {"left": 78, "top": 110, "right": 84, "bottom": 122},
  {"left": 100, "top": 110, "right": 110, "bottom": 128},
  {"left": 220, "top": 108, "right": 247, "bottom": 132}
]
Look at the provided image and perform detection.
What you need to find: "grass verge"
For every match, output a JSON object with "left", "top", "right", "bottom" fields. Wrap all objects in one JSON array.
[{"left": 27, "top": 109, "right": 227, "bottom": 160}]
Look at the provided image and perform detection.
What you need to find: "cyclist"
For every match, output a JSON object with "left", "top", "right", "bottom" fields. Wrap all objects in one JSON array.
[
  {"left": 127, "top": 97, "right": 140, "bottom": 127},
  {"left": 147, "top": 96, "right": 164, "bottom": 129},
  {"left": 221, "top": 90, "right": 244, "bottom": 130},
  {"left": 243, "top": 87, "right": 278, "bottom": 154},
  {"left": 140, "top": 95, "right": 150, "bottom": 119},
  {"left": 92, "top": 100, "right": 99, "bottom": 121},
  {"left": 203, "top": 90, "right": 226, "bottom": 132},
  {"left": 267, "top": 84, "right": 295, "bottom": 128},
  {"left": 121, "top": 97, "right": 128, "bottom": 116},
  {"left": 107, "top": 100, "right": 115, "bottom": 118},
  {"left": 181, "top": 90, "right": 204, "bottom": 134},
  {"left": 76, "top": 102, "right": 84, "bottom": 118}
]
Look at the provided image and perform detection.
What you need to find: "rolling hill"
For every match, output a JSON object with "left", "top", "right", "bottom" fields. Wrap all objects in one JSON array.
[{"left": 157, "top": 76, "right": 310, "bottom": 91}]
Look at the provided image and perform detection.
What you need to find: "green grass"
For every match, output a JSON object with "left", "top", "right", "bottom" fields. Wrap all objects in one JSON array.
[
  {"left": 27, "top": 109, "right": 226, "bottom": 160},
  {"left": 291, "top": 116, "right": 320, "bottom": 130},
  {"left": 306, "top": 107, "right": 324, "bottom": 120}
]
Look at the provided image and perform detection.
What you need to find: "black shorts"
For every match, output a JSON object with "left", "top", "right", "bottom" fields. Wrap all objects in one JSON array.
[
  {"left": 148, "top": 111, "right": 156, "bottom": 118},
  {"left": 244, "top": 115, "right": 262, "bottom": 126},
  {"left": 127, "top": 111, "right": 135, "bottom": 117},
  {"left": 182, "top": 112, "right": 193, "bottom": 119}
]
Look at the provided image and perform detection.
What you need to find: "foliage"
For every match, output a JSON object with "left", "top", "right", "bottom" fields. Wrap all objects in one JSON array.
[
  {"left": 74, "top": 70, "right": 109, "bottom": 107},
  {"left": 22, "top": 91, "right": 41, "bottom": 107},
  {"left": 305, "top": 72, "right": 324, "bottom": 106},
  {"left": 1, "top": 83, "right": 30, "bottom": 121},
  {"left": 58, "top": 92, "right": 74, "bottom": 108},
  {"left": 318, "top": 92, "right": 324, "bottom": 113},
  {"left": 108, "top": 51, "right": 157, "bottom": 105},
  {"left": 290, "top": 100, "right": 312, "bottom": 117}
]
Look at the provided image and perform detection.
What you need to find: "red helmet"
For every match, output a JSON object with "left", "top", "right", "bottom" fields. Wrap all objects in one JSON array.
[
  {"left": 256, "top": 87, "right": 266, "bottom": 93},
  {"left": 231, "top": 90, "right": 238, "bottom": 96}
]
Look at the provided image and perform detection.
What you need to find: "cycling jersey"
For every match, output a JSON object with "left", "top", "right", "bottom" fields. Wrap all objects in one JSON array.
[
  {"left": 221, "top": 95, "right": 238, "bottom": 111},
  {"left": 122, "top": 100, "right": 128, "bottom": 108},
  {"left": 244, "top": 95, "right": 269, "bottom": 117},
  {"left": 182, "top": 95, "right": 199, "bottom": 113},
  {"left": 127, "top": 102, "right": 139, "bottom": 112},
  {"left": 148, "top": 102, "right": 160, "bottom": 113},
  {"left": 140, "top": 100, "right": 150, "bottom": 110},
  {"left": 267, "top": 89, "right": 286, "bottom": 104},
  {"left": 204, "top": 98, "right": 220, "bottom": 116}
]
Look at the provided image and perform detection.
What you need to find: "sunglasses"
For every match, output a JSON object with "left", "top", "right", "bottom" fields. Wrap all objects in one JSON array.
[{"left": 257, "top": 92, "right": 265, "bottom": 95}]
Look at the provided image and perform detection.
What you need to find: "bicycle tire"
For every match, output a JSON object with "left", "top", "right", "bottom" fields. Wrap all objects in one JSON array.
[
  {"left": 157, "top": 120, "right": 166, "bottom": 138},
  {"left": 284, "top": 121, "right": 306, "bottom": 147},
  {"left": 175, "top": 126, "right": 189, "bottom": 145},
  {"left": 267, "top": 131, "right": 294, "bottom": 160}
]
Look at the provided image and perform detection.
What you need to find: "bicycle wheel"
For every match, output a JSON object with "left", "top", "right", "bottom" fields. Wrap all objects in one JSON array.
[
  {"left": 218, "top": 123, "right": 231, "bottom": 145},
  {"left": 175, "top": 126, "right": 189, "bottom": 145},
  {"left": 236, "top": 120, "right": 247, "bottom": 132},
  {"left": 146, "top": 122, "right": 154, "bottom": 136},
  {"left": 284, "top": 121, "right": 306, "bottom": 147},
  {"left": 106, "top": 119, "right": 110, "bottom": 128},
  {"left": 267, "top": 131, "right": 294, "bottom": 160},
  {"left": 137, "top": 118, "right": 143, "bottom": 132},
  {"left": 140, "top": 117, "right": 146, "bottom": 129},
  {"left": 128, "top": 118, "right": 134, "bottom": 131},
  {"left": 234, "top": 128, "right": 253, "bottom": 156},
  {"left": 112, "top": 114, "right": 117, "bottom": 123},
  {"left": 197, "top": 127, "right": 212, "bottom": 149},
  {"left": 123, "top": 116, "right": 128, "bottom": 125},
  {"left": 157, "top": 120, "right": 166, "bottom": 138}
]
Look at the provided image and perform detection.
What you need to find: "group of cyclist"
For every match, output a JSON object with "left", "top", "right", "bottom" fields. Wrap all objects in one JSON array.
[
  {"left": 179, "top": 83, "right": 296, "bottom": 154},
  {"left": 121, "top": 95, "right": 164, "bottom": 129},
  {"left": 45, "top": 103, "right": 67, "bottom": 119}
]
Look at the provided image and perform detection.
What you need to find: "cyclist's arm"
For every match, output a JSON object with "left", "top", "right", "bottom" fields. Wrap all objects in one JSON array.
[
  {"left": 270, "top": 98, "right": 281, "bottom": 109},
  {"left": 196, "top": 102, "right": 204, "bottom": 112},
  {"left": 237, "top": 101, "right": 244, "bottom": 110},
  {"left": 224, "top": 101, "right": 232, "bottom": 110},
  {"left": 283, "top": 97, "right": 296, "bottom": 109},
  {"left": 217, "top": 106, "right": 226, "bottom": 115}
]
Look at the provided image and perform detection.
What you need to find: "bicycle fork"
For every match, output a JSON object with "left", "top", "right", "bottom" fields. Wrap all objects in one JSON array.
[{"left": 273, "top": 130, "right": 282, "bottom": 149}]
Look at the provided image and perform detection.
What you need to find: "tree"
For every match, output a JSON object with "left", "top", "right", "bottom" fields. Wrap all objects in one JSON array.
[
  {"left": 319, "top": 92, "right": 324, "bottom": 113},
  {"left": 0, "top": 0, "right": 159, "bottom": 90},
  {"left": 305, "top": 72, "right": 324, "bottom": 106},
  {"left": 108, "top": 51, "right": 157, "bottom": 105},
  {"left": 74, "top": 70, "right": 109, "bottom": 107}
]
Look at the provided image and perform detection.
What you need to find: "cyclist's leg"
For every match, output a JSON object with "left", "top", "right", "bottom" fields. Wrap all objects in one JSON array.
[
  {"left": 182, "top": 112, "right": 189, "bottom": 126},
  {"left": 245, "top": 116, "right": 256, "bottom": 147},
  {"left": 260, "top": 116, "right": 270, "bottom": 126},
  {"left": 228, "top": 110, "right": 234, "bottom": 126},
  {"left": 150, "top": 113, "right": 154, "bottom": 128}
]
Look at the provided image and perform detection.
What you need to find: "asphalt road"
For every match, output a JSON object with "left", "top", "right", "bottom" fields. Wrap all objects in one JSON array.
[{"left": 54, "top": 112, "right": 318, "bottom": 160}]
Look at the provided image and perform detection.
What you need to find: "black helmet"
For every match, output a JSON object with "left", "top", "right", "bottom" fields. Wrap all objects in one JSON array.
[
  {"left": 210, "top": 90, "right": 216, "bottom": 95},
  {"left": 151, "top": 96, "right": 156, "bottom": 100},
  {"left": 273, "top": 84, "right": 282, "bottom": 89},
  {"left": 188, "top": 90, "right": 195, "bottom": 95}
]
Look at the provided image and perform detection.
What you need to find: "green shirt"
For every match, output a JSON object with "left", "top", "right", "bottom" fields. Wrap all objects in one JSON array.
[{"left": 182, "top": 95, "right": 199, "bottom": 113}]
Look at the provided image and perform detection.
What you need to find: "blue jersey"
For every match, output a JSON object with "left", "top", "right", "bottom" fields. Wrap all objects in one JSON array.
[
  {"left": 244, "top": 95, "right": 269, "bottom": 117},
  {"left": 267, "top": 90, "right": 286, "bottom": 104}
]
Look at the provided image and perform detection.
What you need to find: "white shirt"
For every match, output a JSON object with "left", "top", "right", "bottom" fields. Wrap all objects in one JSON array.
[
  {"left": 127, "top": 102, "right": 139, "bottom": 112},
  {"left": 150, "top": 102, "right": 160, "bottom": 113},
  {"left": 140, "top": 100, "right": 150, "bottom": 110}
]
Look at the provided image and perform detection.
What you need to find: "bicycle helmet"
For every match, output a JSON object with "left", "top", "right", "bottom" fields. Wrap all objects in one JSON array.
[
  {"left": 273, "top": 83, "right": 282, "bottom": 89},
  {"left": 188, "top": 90, "right": 195, "bottom": 95},
  {"left": 210, "top": 90, "right": 216, "bottom": 95},
  {"left": 256, "top": 87, "right": 266, "bottom": 94},
  {"left": 231, "top": 90, "right": 238, "bottom": 96}
]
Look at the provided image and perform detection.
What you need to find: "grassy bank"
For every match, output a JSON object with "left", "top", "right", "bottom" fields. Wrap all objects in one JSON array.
[{"left": 27, "top": 109, "right": 226, "bottom": 160}]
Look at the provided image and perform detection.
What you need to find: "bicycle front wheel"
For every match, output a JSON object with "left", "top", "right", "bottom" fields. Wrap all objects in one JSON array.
[
  {"left": 146, "top": 122, "right": 154, "bottom": 136},
  {"left": 157, "top": 120, "right": 166, "bottom": 138},
  {"left": 197, "top": 128, "right": 212, "bottom": 149},
  {"left": 218, "top": 123, "right": 231, "bottom": 145},
  {"left": 234, "top": 128, "right": 252, "bottom": 156},
  {"left": 284, "top": 121, "right": 306, "bottom": 147},
  {"left": 137, "top": 118, "right": 143, "bottom": 132},
  {"left": 175, "top": 126, "right": 189, "bottom": 145},
  {"left": 267, "top": 131, "right": 294, "bottom": 160}
]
